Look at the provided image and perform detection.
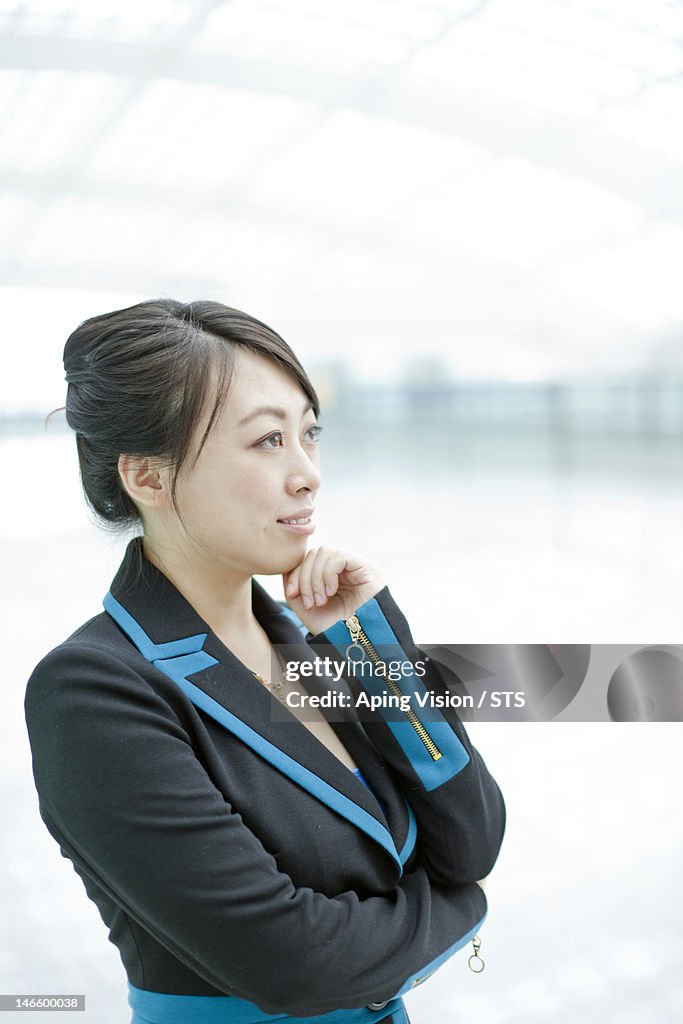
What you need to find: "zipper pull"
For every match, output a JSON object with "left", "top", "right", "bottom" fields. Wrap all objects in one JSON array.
[
  {"left": 345, "top": 615, "right": 362, "bottom": 642},
  {"left": 467, "top": 933, "right": 485, "bottom": 973},
  {"left": 344, "top": 615, "right": 368, "bottom": 664}
]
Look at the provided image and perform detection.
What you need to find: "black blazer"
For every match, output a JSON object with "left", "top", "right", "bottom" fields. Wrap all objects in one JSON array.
[{"left": 24, "top": 537, "right": 506, "bottom": 1021}]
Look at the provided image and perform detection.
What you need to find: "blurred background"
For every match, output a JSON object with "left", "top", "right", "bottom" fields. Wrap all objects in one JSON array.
[{"left": 1, "top": 1, "right": 682, "bottom": 1022}]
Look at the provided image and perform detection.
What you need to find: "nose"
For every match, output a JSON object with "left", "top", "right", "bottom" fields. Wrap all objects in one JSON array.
[{"left": 285, "top": 437, "right": 321, "bottom": 497}]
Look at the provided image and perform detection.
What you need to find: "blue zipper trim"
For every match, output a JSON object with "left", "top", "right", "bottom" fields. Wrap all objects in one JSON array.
[
  {"left": 323, "top": 598, "right": 470, "bottom": 792},
  {"left": 128, "top": 982, "right": 406, "bottom": 1024},
  {"left": 103, "top": 591, "right": 404, "bottom": 874}
]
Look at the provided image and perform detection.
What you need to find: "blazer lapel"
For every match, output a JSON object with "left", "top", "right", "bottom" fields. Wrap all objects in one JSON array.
[
  {"left": 265, "top": 619, "right": 418, "bottom": 865},
  {"left": 102, "top": 538, "right": 415, "bottom": 876}
]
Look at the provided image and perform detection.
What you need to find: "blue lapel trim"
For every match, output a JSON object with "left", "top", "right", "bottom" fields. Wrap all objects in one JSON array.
[
  {"left": 103, "top": 590, "right": 218, "bottom": 667},
  {"left": 103, "top": 590, "right": 405, "bottom": 874}
]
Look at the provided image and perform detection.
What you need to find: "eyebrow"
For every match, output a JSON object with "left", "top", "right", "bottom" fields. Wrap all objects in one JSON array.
[{"left": 237, "top": 400, "right": 315, "bottom": 428}]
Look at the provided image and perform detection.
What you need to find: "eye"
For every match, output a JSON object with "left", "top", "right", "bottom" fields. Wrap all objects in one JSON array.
[
  {"left": 254, "top": 424, "right": 323, "bottom": 450},
  {"left": 305, "top": 424, "right": 323, "bottom": 443},
  {"left": 255, "top": 431, "right": 284, "bottom": 450}
]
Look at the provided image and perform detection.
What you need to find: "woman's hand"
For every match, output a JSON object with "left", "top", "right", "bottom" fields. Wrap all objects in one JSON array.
[{"left": 282, "top": 546, "right": 385, "bottom": 635}]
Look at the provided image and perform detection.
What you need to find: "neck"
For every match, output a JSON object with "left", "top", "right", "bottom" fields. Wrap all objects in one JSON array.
[{"left": 141, "top": 534, "right": 257, "bottom": 639}]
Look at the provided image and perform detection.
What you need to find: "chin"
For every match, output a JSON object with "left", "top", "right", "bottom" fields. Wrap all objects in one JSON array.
[{"left": 257, "top": 546, "right": 308, "bottom": 577}]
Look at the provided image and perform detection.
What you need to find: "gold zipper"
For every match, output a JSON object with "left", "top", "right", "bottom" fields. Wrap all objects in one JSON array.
[
  {"left": 344, "top": 615, "right": 443, "bottom": 762},
  {"left": 411, "top": 968, "right": 437, "bottom": 987}
]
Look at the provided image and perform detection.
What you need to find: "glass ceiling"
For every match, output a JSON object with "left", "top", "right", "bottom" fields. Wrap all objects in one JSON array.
[{"left": 0, "top": 0, "right": 682, "bottom": 412}]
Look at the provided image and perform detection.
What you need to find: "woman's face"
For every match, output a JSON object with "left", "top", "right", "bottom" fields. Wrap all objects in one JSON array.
[{"left": 166, "top": 348, "right": 322, "bottom": 577}]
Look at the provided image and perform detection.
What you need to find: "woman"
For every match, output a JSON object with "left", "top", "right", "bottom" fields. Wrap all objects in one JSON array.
[{"left": 24, "top": 299, "right": 506, "bottom": 1024}]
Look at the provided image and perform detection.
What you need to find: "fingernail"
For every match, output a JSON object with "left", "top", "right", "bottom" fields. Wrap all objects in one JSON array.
[
  {"left": 303, "top": 595, "right": 312, "bottom": 609},
  {"left": 314, "top": 591, "right": 325, "bottom": 606},
  {"left": 286, "top": 582, "right": 295, "bottom": 595},
  {"left": 325, "top": 584, "right": 334, "bottom": 597}
]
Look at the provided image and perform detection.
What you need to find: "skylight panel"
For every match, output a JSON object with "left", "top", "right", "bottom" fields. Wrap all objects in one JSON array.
[
  {"left": 193, "top": 0, "right": 444, "bottom": 73},
  {"left": 243, "top": 107, "right": 489, "bottom": 225},
  {"left": 548, "top": 221, "right": 683, "bottom": 329},
  {"left": 0, "top": 192, "right": 34, "bottom": 246},
  {"left": 599, "top": 83, "right": 683, "bottom": 163},
  {"left": 152, "top": 214, "right": 319, "bottom": 283},
  {"left": 20, "top": 196, "right": 171, "bottom": 268},
  {"left": 84, "top": 80, "right": 320, "bottom": 190},
  {"left": 403, "top": 155, "right": 643, "bottom": 269},
  {"left": 566, "top": 0, "right": 683, "bottom": 41},
  {"left": 0, "top": 70, "right": 127, "bottom": 174},
  {"left": 1, "top": 0, "right": 192, "bottom": 43},
  {"left": 480, "top": 1, "right": 683, "bottom": 76},
  {"left": 407, "top": 16, "right": 646, "bottom": 118}
]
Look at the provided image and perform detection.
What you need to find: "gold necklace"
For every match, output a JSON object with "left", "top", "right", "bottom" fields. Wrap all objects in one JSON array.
[
  {"left": 252, "top": 651, "right": 288, "bottom": 704},
  {"left": 252, "top": 670, "right": 287, "bottom": 700}
]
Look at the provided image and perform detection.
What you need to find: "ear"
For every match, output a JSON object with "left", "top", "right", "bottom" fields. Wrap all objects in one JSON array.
[{"left": 117, "top": 454, "right": 170, "bottom": 510}]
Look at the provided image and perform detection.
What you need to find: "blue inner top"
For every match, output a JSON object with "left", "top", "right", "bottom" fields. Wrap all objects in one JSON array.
[{"left": 351, "top": 768, "right": 388, "bottom": 815}]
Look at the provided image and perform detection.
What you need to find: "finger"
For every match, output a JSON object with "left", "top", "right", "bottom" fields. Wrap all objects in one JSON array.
[
  {"left": 322, "top": 558, "right": 340, "bottom": 599},
  {"left": 283, "top": 566, "right": 301, "bottom": 598},
  {"left": 335, "top": 551, "right": 374, "bottom": 585},
  {"left": 283, "top": 567, "right": 300, "bottom": 599},
  {"left": 322, "top": 550, "right": 366, "bottom": 590},
  {"left": 311, "top": 549, "right": 368, "bottom": 605},
  {"left": 316, "top": 549, "right": 353, "bottom": 601},
  {"left": 284, "top": 550, "right": 316, "bottom": 600},
  {"left": 309, "top": 547, "right": 334, "bottom": 606},
  {"left": 296, "top": 548, "right": 319, "bottom": 609}
]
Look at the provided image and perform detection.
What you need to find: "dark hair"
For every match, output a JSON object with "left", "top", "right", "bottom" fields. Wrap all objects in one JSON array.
[{"left": 57, "top": 297, "right": 320, "bottom": 537}]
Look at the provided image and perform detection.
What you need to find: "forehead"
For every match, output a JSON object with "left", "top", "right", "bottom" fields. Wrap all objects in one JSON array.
[{"left": 226, "top": 348, "right": 304, "bottom": 413}]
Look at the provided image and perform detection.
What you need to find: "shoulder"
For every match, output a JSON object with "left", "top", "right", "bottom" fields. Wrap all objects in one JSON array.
[
  {"left": 27, "top": 610, "right": 142, "bottom": 681},
  {"left": 24, "top": 611, "right": 170, "bottom": 728},
  {"left": 24, "top": 615, "right": 195, "bottom": 799},
  {"left": 24, "top": 621, "right": 200, "bottom": 831}
]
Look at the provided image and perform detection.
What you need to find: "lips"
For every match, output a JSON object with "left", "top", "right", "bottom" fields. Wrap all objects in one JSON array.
[{"left": 277, "top": 509, "right": 314, "bottom": 524}]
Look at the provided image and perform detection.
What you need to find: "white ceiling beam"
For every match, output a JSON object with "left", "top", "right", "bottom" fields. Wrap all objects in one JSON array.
[{"left": 1, "top": 33, "right": 681, "bottom": 217}]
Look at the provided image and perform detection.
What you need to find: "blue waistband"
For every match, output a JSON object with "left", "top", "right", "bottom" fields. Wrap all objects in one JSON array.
[{"left": 127, "top": 982, "right": 405, "bottom": 1024}]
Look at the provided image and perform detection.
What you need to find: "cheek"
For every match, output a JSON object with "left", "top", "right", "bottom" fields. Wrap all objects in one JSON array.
[
  {"left": 175, "top": 470, "right": 239, "bottom": 527},
  {"left": 177, "top": 456, "right": 280, "bottom": 534}
]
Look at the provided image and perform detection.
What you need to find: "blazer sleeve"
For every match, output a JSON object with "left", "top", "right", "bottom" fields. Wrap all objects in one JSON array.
[
  {"left": 24, "top": 643, "right": 487, "bottom": 1017},
  {"left": 306, "top": 586, "right": 507, "bottom": 888}
]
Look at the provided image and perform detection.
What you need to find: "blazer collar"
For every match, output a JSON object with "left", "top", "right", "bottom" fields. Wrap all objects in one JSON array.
[{"left": 103, "top": 537, "right": 413, "bottom": 876}]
